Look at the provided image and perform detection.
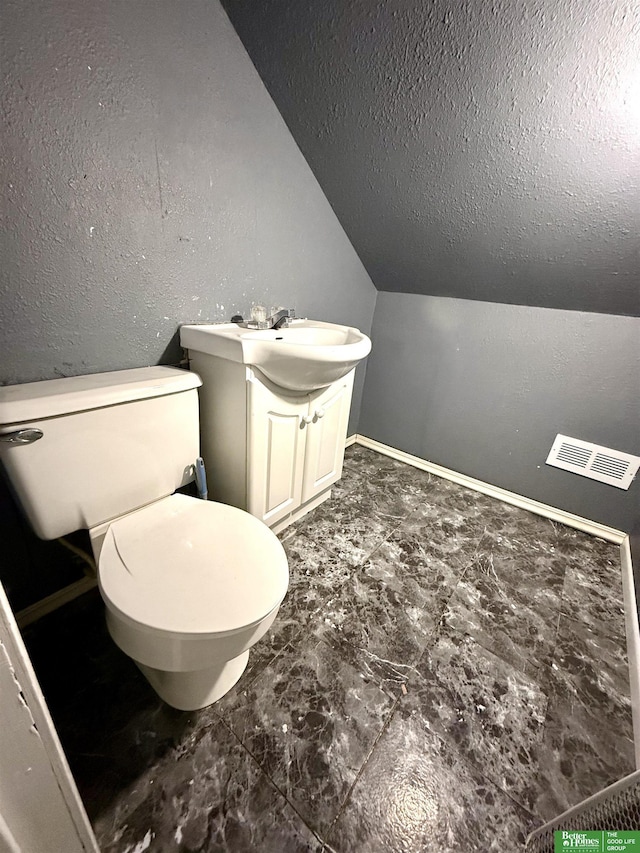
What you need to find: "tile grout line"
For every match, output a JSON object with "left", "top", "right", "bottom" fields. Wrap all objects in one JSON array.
[
  {"left": 214, "top": 713, "right": 328, "bottom": 850},
  {"left": 322, "top": 693, "right": 404, "bottom": 847}
]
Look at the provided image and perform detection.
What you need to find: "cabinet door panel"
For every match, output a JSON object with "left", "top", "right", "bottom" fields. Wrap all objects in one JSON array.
[
  {"left": 302, "top": 371, "right": 355, "bottom": 503},
  {"left": 248, "top": 377, "right": 307, "bottom": 526}
]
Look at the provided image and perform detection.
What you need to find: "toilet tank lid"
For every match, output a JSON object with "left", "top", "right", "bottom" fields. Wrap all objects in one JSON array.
[{"left": 0, "top": 367, "right": 202, "bottom": 425}]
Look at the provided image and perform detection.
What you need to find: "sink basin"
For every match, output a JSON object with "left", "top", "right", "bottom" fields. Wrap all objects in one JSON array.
[{"left": 180, "top": 319, "right": 371, "bottom": 392}]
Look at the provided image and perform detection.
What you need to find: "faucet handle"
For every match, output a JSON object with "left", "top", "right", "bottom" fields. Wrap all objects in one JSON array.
[{"left": 251, "top": 305, "right": 267, "bottom": 324}]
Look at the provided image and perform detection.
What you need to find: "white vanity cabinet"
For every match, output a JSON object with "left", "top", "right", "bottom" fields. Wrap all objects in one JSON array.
[
  {"left": 187, "top": 351, "right": 355, "bottom": 531},
  {"left": 248, "top": 371, "right": 354, "bottom": 527}
]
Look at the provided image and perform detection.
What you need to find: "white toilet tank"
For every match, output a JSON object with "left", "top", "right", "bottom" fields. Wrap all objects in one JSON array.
[{"left": 0, "top": 367, "right": 202, "bottom": 540}]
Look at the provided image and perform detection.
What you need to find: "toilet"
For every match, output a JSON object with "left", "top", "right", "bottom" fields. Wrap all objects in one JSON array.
[{"left": 0, "top": 366, "right": 289, "bottom": 710}]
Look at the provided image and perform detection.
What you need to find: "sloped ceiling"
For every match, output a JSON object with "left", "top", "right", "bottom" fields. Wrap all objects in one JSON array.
[{"left": 222, "top": 0, "right": 640, "bottom": 316}]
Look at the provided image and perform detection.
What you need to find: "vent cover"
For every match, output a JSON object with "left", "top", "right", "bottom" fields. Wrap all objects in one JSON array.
[{"left": 546, "top": 434, "right": 640, "bottom": 490}]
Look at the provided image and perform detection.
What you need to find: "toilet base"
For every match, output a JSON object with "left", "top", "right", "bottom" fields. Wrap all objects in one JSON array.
[{"left": 136, "top": 649, "right": 250, "bottom": 711}]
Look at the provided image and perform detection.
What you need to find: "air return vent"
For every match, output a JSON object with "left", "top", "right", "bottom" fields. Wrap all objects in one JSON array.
[{"left": 546, "top": 434, "right": 640, "bottom": 490}]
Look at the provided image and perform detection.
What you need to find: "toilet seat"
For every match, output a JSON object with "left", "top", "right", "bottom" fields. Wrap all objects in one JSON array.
[{"left": 98, "top": 494, "right": 288, "bottom": 638}]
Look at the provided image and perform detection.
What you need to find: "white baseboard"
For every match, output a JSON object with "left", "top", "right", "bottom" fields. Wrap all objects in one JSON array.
[
  {"left": 15, "top": 576, "right": 98, "bottom": 630},
  {"left": 353, "top": 434, "right": 626, "bottom": 544},
  {"left": 621, "top": 537, "right": 640, "bottom": 769}
]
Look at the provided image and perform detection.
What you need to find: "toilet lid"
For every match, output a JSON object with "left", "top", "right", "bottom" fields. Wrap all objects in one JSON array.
[{"left": 98, "top": 494, "right": 289, "bottom": 636}]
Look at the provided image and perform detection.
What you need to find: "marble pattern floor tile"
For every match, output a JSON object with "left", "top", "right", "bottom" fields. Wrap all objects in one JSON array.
[
  {"left": 216, "top": 631, "right": 395, "bottom": 836},
  {"left": 441, "top": 557, "right": 562, "bottom": 679},
  {"left": 240, "top": 630, "right": 300, "bottom": 690},
  {"left": 390, "top": 500, "right": 497, "bottom": 569},
  {"left": 93, "top": 715, "right": 324, "bottom": 853},
  {"left": 560, "top": 552, "right": 627, "bottom": 641},
  {"left": 294, "top": 488, "right": 402, "bottom": 567},
  {"left": 550, "top": 612, "right": 632, "bottom": 707},
  {"left": 316, "top": 571, "right": 440, "bottom": 698},
  {"left": 18, "top": 444, "right": 634, "bottom": 852},
  {"left": 341, "top": 445, "right": 482, "bottom": 510},
  {"left": 298, "top": 468, "right": 437, "bottom": 566},
  {"left": 268, "top": 531, "right": 353, "bottom": 644},
  {"left": 361, "top": 524, "right": 464, "bottom": 613},
  {"left": 532, "top": 669, "right": 635, "bottom": 822},
  {"left": 325, "top": 708, "right": 537, "bottom": 853},
  {"left": 408, "top": 625, "right": 548, "bottom": 814},
  {"left": 530, "top": 614, "right": 636, "bottom": 821}
]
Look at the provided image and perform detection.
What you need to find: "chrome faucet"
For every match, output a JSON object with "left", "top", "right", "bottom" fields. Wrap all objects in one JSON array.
[
  {"left": 268, "top": 308, "right": 295, "bottom": 330},
  {"left": 238, "top": 307, "right": 296, "bottom": 330}
]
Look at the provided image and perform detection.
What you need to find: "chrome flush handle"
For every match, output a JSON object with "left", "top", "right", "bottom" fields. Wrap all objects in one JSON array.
[{"left": 0, "top": 428, "right": 44, "bottom": 445}]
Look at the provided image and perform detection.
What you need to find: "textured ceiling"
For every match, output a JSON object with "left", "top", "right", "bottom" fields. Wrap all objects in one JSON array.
[{"left": 223, "top": 0, "right": 640, "bottom": 316}]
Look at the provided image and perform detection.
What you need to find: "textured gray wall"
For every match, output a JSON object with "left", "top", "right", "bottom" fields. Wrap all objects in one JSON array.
[
  {"left": 223, "top": 0, "right": 640, "bottom": 316},
  {"left": 360, "top": 293, "right": 640, "bottom": 531},
  {"left": 0, "top": 0, "right": 375, "bottom": 394},
  {"left": 0, "top": 0, "right": 376, "bottom": 610}
]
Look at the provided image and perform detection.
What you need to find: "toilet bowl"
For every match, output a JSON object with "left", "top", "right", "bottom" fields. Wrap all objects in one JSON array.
[
  {"left": 94, "top": 493, "right": 288, "bottom": 710},
  {"left": 0, "top": 366, "right": 289, "bottom": 710}
]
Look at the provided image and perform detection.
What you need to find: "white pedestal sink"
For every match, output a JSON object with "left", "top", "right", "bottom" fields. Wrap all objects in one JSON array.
[
  {"left": 179, "top": 319, "right": 372, "bottom": 531},
  {"left": 180, "top": 319, "right": 371, "bottom": 393}
]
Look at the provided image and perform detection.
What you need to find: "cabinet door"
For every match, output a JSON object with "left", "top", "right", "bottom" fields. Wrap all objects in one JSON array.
[
  {"left": 301, "top": 370, "right": 355, "bottom": 504},
  {"left": 247, "top": 374, "right": 308, "bottom": 526}
]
